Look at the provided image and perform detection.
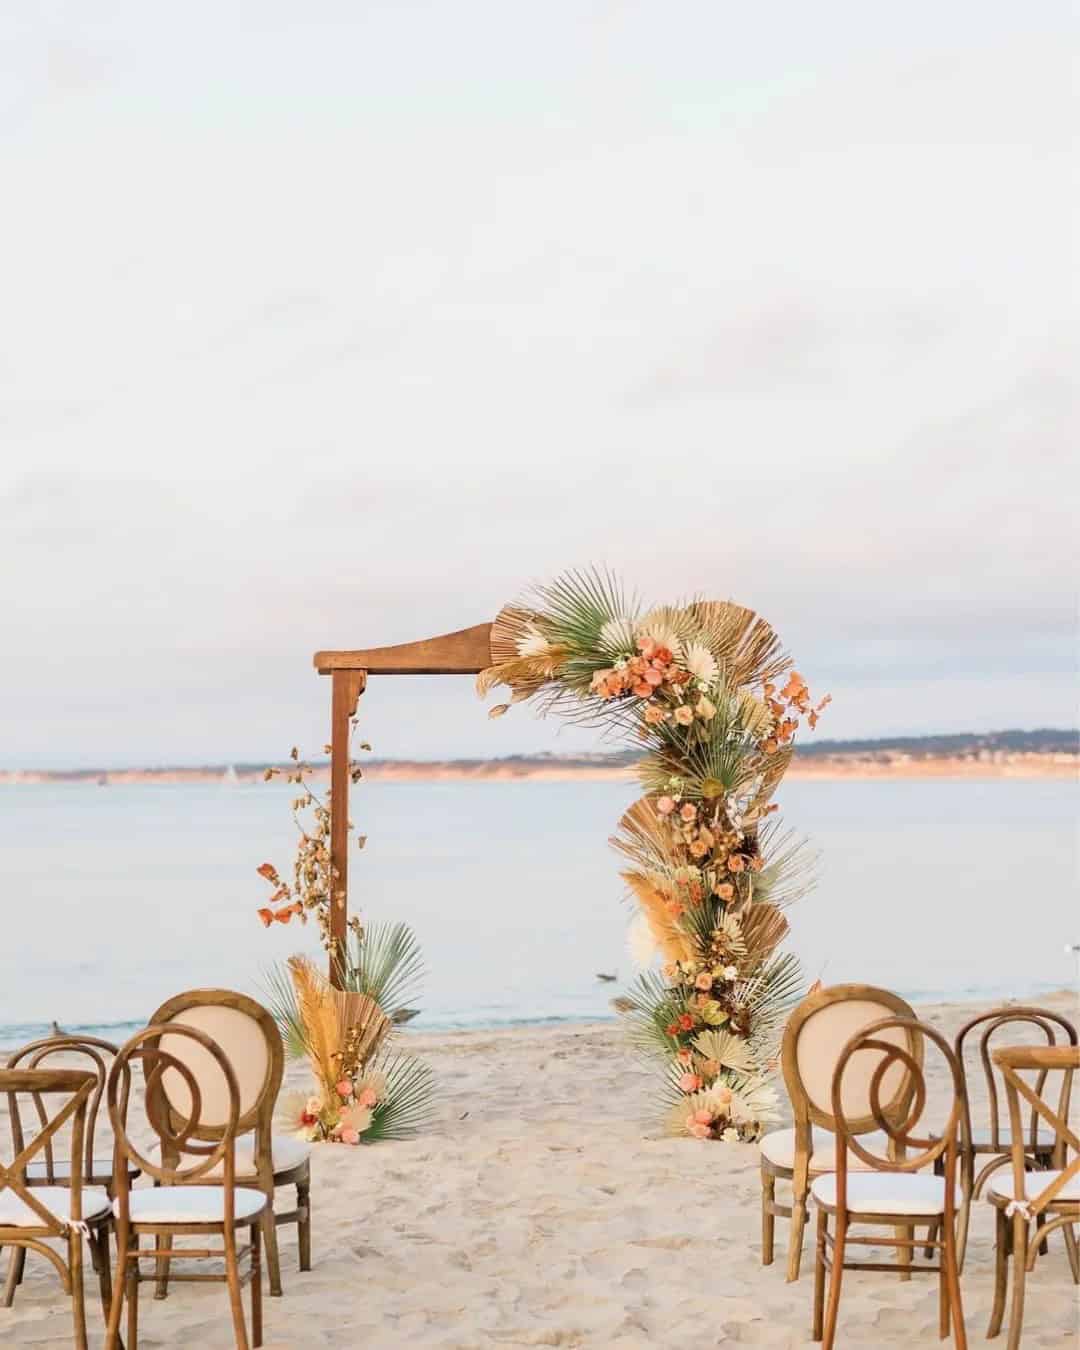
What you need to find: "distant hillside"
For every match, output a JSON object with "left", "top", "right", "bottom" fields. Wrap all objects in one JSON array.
[{"left": 794, "top": 728, "right": 1078, "bottom": 759}]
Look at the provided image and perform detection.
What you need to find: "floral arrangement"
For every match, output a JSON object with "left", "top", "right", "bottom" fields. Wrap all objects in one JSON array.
[{"left": 478, "top": 570, "right": 828, "bottom": 1141}]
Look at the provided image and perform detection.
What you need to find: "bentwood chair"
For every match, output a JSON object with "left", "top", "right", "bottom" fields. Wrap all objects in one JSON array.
[
  {"left": 147, "top": 988, "right": 310, "bottom": 1299},
  {"left": 811, "top": 1017, "right": 969, "bottom": 1350},
  {"left": 759, "top": 983, "right": 919, "bottom": 1280},
  {"left": 950, "top": 1005, "right": 1076, "bottom": 1266},
  {"left": 105, "top": 1022, "right": 266, "bottom": 1349},
  {"left": 985, "top": 1044, "right": 1079, "bottom": 1348},
  {"left": 0, "top": 1067, "right": 117, "bottom": 1348}
]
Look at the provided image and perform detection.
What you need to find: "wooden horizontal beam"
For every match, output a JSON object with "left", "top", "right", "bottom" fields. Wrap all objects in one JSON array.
[{"left": 314, "top": 622, "right": 493, "bottom": 675}]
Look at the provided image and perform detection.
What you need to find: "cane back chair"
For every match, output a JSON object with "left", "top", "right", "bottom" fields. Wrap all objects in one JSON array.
[{"left": 760, "top": 983, "right": 921, "bottom": 1280}]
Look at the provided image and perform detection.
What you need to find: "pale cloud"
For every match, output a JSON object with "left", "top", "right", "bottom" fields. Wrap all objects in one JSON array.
[{"left": 1, "top": 2, "right": 1075, "bottom": 765}]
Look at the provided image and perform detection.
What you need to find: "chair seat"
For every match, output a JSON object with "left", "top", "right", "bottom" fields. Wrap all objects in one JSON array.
[
  {"left": 811, "top": 1172, "right": 963, "bottom": 1216},
  {"left": 0, "top": 1185, "right": 111, "bottom": 1227},
  {"left": 25, "top": 1157, "right": 138, "bottom": 1182},
  {"left": 759, "top": 1126, "right": 892, "bottom": 1173},
  {"left": 988, "top": 1169, "right": 1080, "bottom": 1207},
  {"left": 115, "top": 1186, "right": 267, "bottom": 1225},
  {"left": 150, "top": 1132, "right": 311, "bottom": 1178}
]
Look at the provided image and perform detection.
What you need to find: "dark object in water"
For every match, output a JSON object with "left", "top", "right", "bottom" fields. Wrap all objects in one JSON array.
[
  {"left": 391, "top": 1008, "right": 421, "bottom": 1025},
  {"left": 595, "top": 972, "right": 617, "bottom": 982},
  {"left": 50, "top": 1021, "right": 64, "bottom": 1036}
]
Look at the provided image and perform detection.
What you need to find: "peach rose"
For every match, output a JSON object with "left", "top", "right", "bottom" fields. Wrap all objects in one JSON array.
[
  {"left": 679, "top": 803, "right": 697, "bottom": 821},
  {"left": 689, "top": 1121, "right": 711, "bottom": 1139},
  {"left": 356, "top": 1086, "right": 379, "bottom": 1109},
  {"left": 689, "top": 839, "right": 707, "bottom": 859},
  {"left": 694, "top": 972, "right": 713, "bottom": 991},
  {"left": 656, "top": 795, "right": 676, "bottom": 815},
  {"left": 674, "top": 705, "right": 694, "bottom": 726},
  {"left": 715, "top": 882, "right": 734, "bottom": 900},
  {"left": 643, "top": 667, "right": 664, "bottom": 687},
  {"left": 336, "top": 1079, "right": 353, "bottom": 1099},
  {"left": 653, "top": 646, "right": 673, "bottom": 665},
  {"left": 632, "top": 681, "right": 653, "bottom": 698},
  {"left": 637, "top": 637, "right": 656, "bottom": 658},
  {"left": 341, "top": 1128, "right": 360, "bottom": 1145},
  {"left": 676, "top": 1048, "right": 693, "bottom": 1065},
  {"left": 727, "top": 854, "right": 745, "bottom": 873},
  {"left": 693, "top": 1108, "right": 714, "bottom": 1126},
  {"left": 679, "top": 1073, "right": 701, "bottom": 1093}
]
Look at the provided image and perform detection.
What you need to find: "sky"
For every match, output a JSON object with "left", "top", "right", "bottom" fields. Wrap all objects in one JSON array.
[{"left": 1, "top": 2, "right": 1076, "bottom": 767}]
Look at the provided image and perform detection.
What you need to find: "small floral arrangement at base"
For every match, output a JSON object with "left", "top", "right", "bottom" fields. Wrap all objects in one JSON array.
[{"left": 280, "top": 1068, "right": 387, "bottom": 1146}]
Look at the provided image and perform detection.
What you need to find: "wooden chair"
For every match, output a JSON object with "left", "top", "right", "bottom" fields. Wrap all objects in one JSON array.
[
  {"left": 985, "top": 1044, "right": 1079, "bottom": 1348},
  {"left": 147, "top": 988, "right": 309, "bottom": 1299},
  {"left": 104, "top": 1021, "right": 266, "bottom": 1349},
  {"left": 2, "top": 1034, "right": 140, "bottom": 1304},
  {"left": 810, "top": 1016, "right": 968, "bottom": 1349},
  {"left": 950, "top": 1005, "right": 1076, "bottom": 1266},
  {"left": 0, "top": 1067, "right": 117, "bottom": 1348},
  {"left": 760, "top": 983, "right": 920, "bottom": 1280}
]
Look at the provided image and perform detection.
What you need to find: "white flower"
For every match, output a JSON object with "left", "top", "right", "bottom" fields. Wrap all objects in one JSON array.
[
  {"left": 684, "top": 642, "right": 718, "bottom": 687},
  {"left": 723, "top": 964, "right": 739, "bottom": 981},
  {"left": 721, "top": 1127, "right": 740, "bottom": 1143},
  {"left": 516, "top": 626, "right": 551, "bottom": 658}
]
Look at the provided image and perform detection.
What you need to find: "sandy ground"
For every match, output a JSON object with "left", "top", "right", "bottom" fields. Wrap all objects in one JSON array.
[{"left": 3, "top": 992, "right": 1078, "bottom": 1348}]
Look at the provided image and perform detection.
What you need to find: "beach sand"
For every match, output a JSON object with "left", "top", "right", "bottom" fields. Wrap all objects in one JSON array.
[{"left": 3, "top": 991, "right": 1078, "bottom": 1347}]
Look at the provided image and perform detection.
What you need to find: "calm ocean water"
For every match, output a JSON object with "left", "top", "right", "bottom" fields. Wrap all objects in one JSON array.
[{"left": 1, "top": 778, "right": 1076, "bottom": 1049}]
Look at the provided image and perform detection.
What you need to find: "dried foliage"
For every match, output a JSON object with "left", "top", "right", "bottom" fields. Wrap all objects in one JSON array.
[{"left": 478, "top": 567, "right": 830, "bottom": 1140}]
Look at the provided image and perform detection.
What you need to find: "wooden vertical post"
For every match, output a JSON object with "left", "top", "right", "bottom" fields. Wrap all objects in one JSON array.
[{"left": 328, "top": 668, "right": 366, "bottom": 986}]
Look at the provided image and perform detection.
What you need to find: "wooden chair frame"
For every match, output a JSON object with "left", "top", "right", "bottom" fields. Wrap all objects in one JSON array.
[
  {"left": 147, "top": 987, "right": 304, "bottom": 1299},
  {"left": 762, "top": 983, "right": 921, "bottom": 1281},
  {"left": 105, "top": 1022, "right": 264, "bottom": 1350},
  {"left": 986, "top": 1044, "right": 1079, "bottom": 1349},
  {"left": 2, "top": 1034, "right": 141, "bottom": 1304},
  {"left": 0, "top": 1067, "right": 117, "bottom": 1348},
  {"left": 812, "top": 1016, "right": 968, "bottom": 1350}
]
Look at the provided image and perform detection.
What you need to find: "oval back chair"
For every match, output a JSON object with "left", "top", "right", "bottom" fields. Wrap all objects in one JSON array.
[
  {"left": 761, "top": 983, "right": 920, "bottom": 1281},
  {"left": 810, "top": 1016, "right": 968, "bottom": 1350},
  {"left": 104, "top": 1022, "right": 265, "bottom": 1350},
  {"left": 147, "top": 989, "right": 305, "bottom": 1299}
]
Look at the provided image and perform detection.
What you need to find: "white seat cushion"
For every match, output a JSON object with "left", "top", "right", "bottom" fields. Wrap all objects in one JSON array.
[
  {"left": 812, "top": 1172, "right": 963, "bottom": 1216},
  {"left": 988, "top": 1169, "right": 1080, "bottom": 1205},
  {"left": 150, "top": 1132, "right": 310, "bottom": 1178},
  {"left": 25, "top": 1157, "right": 138, "bottom": 1181},
  {"left": 0, "top": 1185, "right": 111, "bottom": 1227},
  {"left": 115, "top": 1186, "right": 266, "bottom": 1224},
  {"left": 759, "top": 1126, "right": 892, "bottom": 1173}
]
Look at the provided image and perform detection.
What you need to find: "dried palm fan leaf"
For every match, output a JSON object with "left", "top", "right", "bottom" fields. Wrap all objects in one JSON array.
[
  {"left": 746, "top": 743, "right": 794, "bottom": 812},
  {"left": 335, "top": 990, "right": 392, "bottom": 1077},
  {"left": 686, "top": 600, "right": 791, "bottom": 688},
  {"left": 610, "top": 796, "right": 678, "bottom": 873},
  {"left": 288, "top": 955, "right": 341, "bottom": 1091},
  {"left": 692, "top": 1027, "right": 756, "bottom": 1074},
  {"left": 622, "top": 870, "right": 696, "bottom": 965},
  {"left": 739, "top": 903, "right": 789, "bottom": 966},
  {"left": 489, "top": 603, "right": 545, "bottom": 665}
]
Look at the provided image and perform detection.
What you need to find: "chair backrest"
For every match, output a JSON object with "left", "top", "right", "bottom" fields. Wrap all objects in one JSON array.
[
  {"left": 993, "top": 1044, "right": 1080, "bottom": 1216},
  {"left": 5, "top": 1035, "right": 119, "bottom": 1183},
  {"left": 0, "top": 1068, "right": 95, "bottom": 1235},
  {"left": 146, "top": 989, "right": 283, "bottom": 1146},
  {"left": 954, "top": 1006, "right": 1077, "bottom": 1152},
  {"left": 782, "top": 984, "right": 921, "bottom": 1135},
  {"left": 107, "top": 1022, "right": 242, "bottom": 1223}
]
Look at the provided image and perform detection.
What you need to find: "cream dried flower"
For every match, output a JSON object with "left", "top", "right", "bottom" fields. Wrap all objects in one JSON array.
[
  {"left": 684, "top": 642, "right": 718, "bottom": 687},
  {"left": 515, "top": 626, "right": 552, "bottom": 658}
]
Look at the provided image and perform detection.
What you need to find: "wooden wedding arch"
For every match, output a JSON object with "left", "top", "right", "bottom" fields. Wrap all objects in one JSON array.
[{"left": 315, "top": 624, "right": 494, "bottom": 984}]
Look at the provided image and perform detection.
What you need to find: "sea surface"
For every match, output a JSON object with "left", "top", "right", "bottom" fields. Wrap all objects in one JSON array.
[{"left": 1, "top": 778, "right": 1076, "bottom": 1049}]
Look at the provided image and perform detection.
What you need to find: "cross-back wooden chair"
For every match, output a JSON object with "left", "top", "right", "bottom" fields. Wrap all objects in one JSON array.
[
  {"left": 985, "top": 1044, "right": 1079, "bottom": 1349},
  {"left": 105, "top": 1021, "right": 266, "bottom": 1349},
  {"left": 810, "top": 1016, "right": 969, "bottom": 1350},
  {"left": 147, "top": 988, "right": 309, "bottom": 1299},
  {"left": 760, "top": 983, "right": 921, "bottom": 1280},
  {"left": 0, "top": 1067, "right": 117, "bottom": 1348},
  {"left": 950, "top": 1005, "right": 1076, "bottom": 1266},
  {"left": 2, "top": 1033, "right": 140, "bottom": 1304}
]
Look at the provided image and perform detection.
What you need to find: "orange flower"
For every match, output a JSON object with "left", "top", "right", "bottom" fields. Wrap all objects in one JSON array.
[
  {"left": 694, "top": 972, "right": 713, "bottom": 991},
  {"left": 632, "top": 681, "right": 654, "bottom": 698},
  {"left": 653, "top": 646, "right": 673, "bottom": 665},
  {"left": 674, "top": 705, "right": 694, "bottom": 726},
  {"left": 643, "top": 704, "right": 668, "bottom": 724},
  {"left": 762, "top": 738, "right": 778, "bottom": 754},
  {"left": 679, "top": 1073, "right": 702, "bottom": 1093},
  {"left": 679, "top": 803, "right": 697, "bottom": 822},
  {"left": 643, "top": 668, "right": 664, "bottom": 687},
  {"left": 257, "top": 863, "right": 279, "bottom": 882},
  {"left": 656, "top": 795, "right": 676, "bottom": 815},
  {"left": 715, "top": 882, "right": 734, "bottom": 900},
  {"left": 257, "top": 907, "right": 274, "bottom": 928},
  {"left": 727, "top": 855, "right": 746, "bottom": 874},
  {"left": 678, "top": 1013, "right": 694, "bottom": 1031}
]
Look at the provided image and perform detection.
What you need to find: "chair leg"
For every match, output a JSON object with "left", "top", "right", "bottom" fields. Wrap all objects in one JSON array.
[
  {"left": 1005, "top": 1217, "right": 1028, "bottom": 1350},
  {"left": 92, "top": 1226, "right": 115, "bottom": 1327},
  {"left": 2, "top": 1244, "right": 26, "bottom": 1306},
  {"left": 223, "top": 1225, "right": 251, "bottom": 1350},
  {"left": 761, "top": 1166, "right": 776, "bottom": 1266},
  {"left": 297, "top": 1169, "right": 312, "bottom": 1273},
  {"left": 987, "top": 1207, "right": 1008, "bottom": 1339},
  {"left": 70, "top": 1233, "right": 89, "bottom": 1350},
  {"left": 896, "top": 1224, "right": 913, "bottom": 1281},
  {"left": 153, "top": 1232, "right": 173, "bottom": 1299},
  {"left": 104, "top": 1227, "right": 129, "bottom": 1350},
  {"left": 812, "top": 1206, "right": 827, "bottom": 1341},
  {"left": 820, "top": 1213, "right": 847, "bottom": 1350},
  {"left": 942, "top": 1212, "right": 967, "bottom": 1350},
  {"left": 1062, "top": 1221, "right": 1079, "bottom": 1283},
  {"left": 1034, "top": 1210, "right": 1048, "bottom": 1258},
  {"left": 126, "top": 1237, "right": 140, "bottom": 1350},
  {"left": 924, "top": 1218, "right": 940, "bottom": 1260},
  {"left": 250, "top": 1223, "right": 263, "bottom": 1349},
  {"left": 787, "top": 1192, "right": 809, "bottom": 1282},
  {"left": 260, "top": 1200, "right": 282, "bottom": 1297}
]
